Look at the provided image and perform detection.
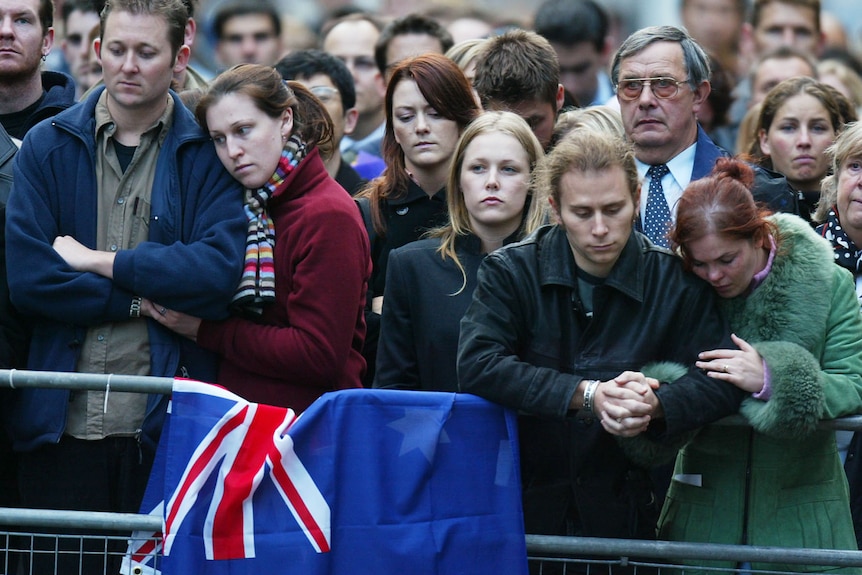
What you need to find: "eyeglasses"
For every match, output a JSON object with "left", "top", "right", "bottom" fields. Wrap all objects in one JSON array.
[
  {"left": 310, "top": 86, "right": 340, "bottom": 104},
  {"left": 615, "top": 77, "right": 690, "bottom": 101}
]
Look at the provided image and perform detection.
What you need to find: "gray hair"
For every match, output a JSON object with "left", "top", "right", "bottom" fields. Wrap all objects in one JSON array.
[
  {"left": 610, "top": 25, "right": 711, "bottom": 92},
  {"left": 818, "top": 121, "right": 862, "bottom": 222}
]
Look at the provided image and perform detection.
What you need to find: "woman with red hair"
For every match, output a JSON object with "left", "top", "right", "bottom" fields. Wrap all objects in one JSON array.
[
  {"left": 659, "top": 157, "right": 862, "bottom": 572},
  {"left": 354, "top": 53, "right": 480, "bottom": 382}
]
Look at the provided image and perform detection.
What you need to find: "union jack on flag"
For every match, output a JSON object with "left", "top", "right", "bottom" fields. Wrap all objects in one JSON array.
[
  {"left": 164, "top": 383, "right": 329, "bottom": 558},
  {"left": 124, "top": 381, "right": 528, "bottom": 575}
]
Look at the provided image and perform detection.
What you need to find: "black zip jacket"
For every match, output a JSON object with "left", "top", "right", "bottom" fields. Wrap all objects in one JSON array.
[{"left": 457, "top": 225, "right": 745, "bottom": 538}]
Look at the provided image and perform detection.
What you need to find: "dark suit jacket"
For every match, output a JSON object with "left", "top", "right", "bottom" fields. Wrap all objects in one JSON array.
[{"left": 692, "top": 125, "right": 799, "bottom": 215}]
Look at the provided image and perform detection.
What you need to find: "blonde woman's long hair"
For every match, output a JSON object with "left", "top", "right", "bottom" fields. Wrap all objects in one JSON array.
[{"left": 430, "top": 111, "right": 546, "bottom": 294}]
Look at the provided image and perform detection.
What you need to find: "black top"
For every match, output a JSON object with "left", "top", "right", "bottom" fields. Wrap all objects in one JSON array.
[
  {"left": 367, "top": 179, "right": 448, "bottom": 299},
  {"left": 374, "top": 231, "right": 517, "bottom": 392},
  {"left": 0, "top": 97, "right": 42, "bottom": 141},
  {"left": 334, "top": 155, "right": 367, "bottom": 196}
]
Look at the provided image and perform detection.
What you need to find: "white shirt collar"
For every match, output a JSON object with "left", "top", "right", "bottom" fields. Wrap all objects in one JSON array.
[{"left": 636, "top": 140, "right": 698, "bottom": 222}]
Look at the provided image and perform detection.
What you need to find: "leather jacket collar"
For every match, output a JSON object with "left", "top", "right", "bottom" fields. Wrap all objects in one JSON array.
[{"left": 537, "top": 225, "right": 649, "bottom": 303}]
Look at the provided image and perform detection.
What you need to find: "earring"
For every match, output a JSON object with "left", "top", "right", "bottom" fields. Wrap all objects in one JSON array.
[{"left": 41, "top": 53, "right": 47, "bottom": 62}]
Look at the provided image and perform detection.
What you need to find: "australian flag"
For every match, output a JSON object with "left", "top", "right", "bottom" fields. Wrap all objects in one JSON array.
[{"left": 123, "top": 380, "right": 527, "bottom": 574}]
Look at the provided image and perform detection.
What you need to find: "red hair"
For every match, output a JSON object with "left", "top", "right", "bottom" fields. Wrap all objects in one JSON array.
[
  {"left": 669, "top": 157, "right": 777, "bottom": 270},
  {"left": 356, "top": 53, "right": 479, "bottom": 236}
]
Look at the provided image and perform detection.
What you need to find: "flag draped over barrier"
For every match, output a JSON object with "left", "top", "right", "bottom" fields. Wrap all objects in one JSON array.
[{"left": 124, "top": 381, "right": 528, "bottom": 574}]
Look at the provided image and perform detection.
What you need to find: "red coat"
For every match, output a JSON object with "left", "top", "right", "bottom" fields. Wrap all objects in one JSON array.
[{"left": 198, "top": 147, "right": 370, "bottom": 410}]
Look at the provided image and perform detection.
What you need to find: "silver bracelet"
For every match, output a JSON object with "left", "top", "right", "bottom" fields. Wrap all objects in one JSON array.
[
  {"left": 129, "top": 296, "right": 143, "bottom": 318},
  {"left": 582, "top": 379, "right": 600, "bottom": 414}
]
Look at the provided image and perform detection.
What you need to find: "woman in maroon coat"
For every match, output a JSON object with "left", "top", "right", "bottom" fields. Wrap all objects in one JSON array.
[{"left": 145, "top": 64, "right": 370, "bottom": 411}]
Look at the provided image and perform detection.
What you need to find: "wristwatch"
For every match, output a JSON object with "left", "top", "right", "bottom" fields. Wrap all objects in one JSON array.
[{"left": 129, "top": 296, "right": 143, "bottom": 318}]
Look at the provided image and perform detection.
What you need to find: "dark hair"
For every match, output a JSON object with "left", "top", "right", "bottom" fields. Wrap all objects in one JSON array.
[
  {"left": 472, "top": 28, "right": 561, "bottom": 109},
  {"left": 181, "top": 0, "right": 195, "bottom": 18},
  {"left": 374, "top": 13, "right": 453, "bottom": 75},
  {"left": 100, "top": 0, "right": 186, "bottom": 57},
  {"left": 37, "top": 0, "right": 54, "bottom": 33},
  {"left": 670, "top": 157, "right": 777, "bottom": 270},
  {"left": 821, "top": 84, "right": 858, "bottom": 124},
  {"left": 706, "top": 53, "right": 735, "bottom": 130},
  {"left": 213, "top": 0, "right": 280, "bottom": 41},
  {"left": 275, "top": 49, "right": 356, "bottom": 111},
  {"left": 196, "top": 64, "right": 333, "bottom": 158},
  {"left": 750, "top": 45, "right": 817, "bottom": 85},
  {"left": 356, "top": 53, "right": 480, "bottom": 235},
  {"left": 749, "top": 76, "right": 844, "bottom": 164},
  {"left": 62, "top": 0, "right": 102, "bottom": 26},
  {"left": 533, "top": 0, "right": 608, "bottom": 52},
  {"left": 750, "top": 0, "right": 820, "bottom": 33}
]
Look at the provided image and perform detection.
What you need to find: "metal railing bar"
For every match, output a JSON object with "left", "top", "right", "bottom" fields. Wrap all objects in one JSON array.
[
  {"left": 0, "top": 508, "right": 161, "bottom": 532},
  {"left": 0, "top": 369, "right": 173, "bottom": 394},
  {"left": 526, "top": 535, "right": 862, "bottom": 567}
]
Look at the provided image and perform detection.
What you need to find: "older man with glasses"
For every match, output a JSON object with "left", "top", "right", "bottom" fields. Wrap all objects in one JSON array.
[{"left": 612, "top": 26, "right": 798, "bottom": 247}]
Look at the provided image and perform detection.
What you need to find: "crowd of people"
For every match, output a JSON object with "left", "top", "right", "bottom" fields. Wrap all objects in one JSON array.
[{"left": 2, "top": 0, "right": 862, "bottom": 572}]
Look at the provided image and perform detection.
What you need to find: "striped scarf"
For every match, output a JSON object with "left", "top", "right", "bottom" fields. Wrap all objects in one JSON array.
[{"left": 232, "top": 135, "right": 306, "bottom": 315}]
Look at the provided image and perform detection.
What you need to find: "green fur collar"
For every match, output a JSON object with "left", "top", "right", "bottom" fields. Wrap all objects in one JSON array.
[
  {"left": 721, "top": 214, "right": 831, "bottom": 438},
  {"left": 720, "top": 213, "right": 835, "bottom": 349}
]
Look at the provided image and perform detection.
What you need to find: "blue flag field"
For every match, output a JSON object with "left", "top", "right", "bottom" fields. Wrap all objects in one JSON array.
[{"left": 123, "top": 380, "right": 528, "bottom": 574}]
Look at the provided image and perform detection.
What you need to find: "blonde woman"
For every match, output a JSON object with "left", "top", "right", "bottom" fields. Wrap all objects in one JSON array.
[
  {"left": 817, "top": 121, "right": 862, "bottom": 549},
  {"left": 374, "top": 111, "right": 544, "bottom": 391},
  {"left": 445, "top": 37, "right": 487, "bottom": 105},
  {"left": 445, "top": 37, "right": 487, "bottom": 87},
  {"left": 818, "top": 59, "right": 862, "bottom": 115},
  {"left": 551, "top": 105, "right": 625, "bottom": 148}
]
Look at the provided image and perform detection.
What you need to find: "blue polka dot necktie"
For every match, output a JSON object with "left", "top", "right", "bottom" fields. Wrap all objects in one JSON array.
[{"left": 644, "top": 164, "right": 672, "bottom": 248}]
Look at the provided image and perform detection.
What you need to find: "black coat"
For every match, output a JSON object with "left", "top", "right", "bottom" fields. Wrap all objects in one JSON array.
[
  {"left": 457, "top": 225, "right": 745, "bottom": 538},
  {"left": 356, "top": 181, "right": 448, "bottom": 385},
  {"left": 334, "top": 156, "right": 366, "bottom": 196},
  {"left": 374, "top": 233, "right": 506, "bottom": 392}
]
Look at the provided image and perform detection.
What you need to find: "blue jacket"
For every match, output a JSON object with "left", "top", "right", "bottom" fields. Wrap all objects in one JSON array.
[
  {"left": 19, "top": 71, "right": 77, "bottom": 137},
  {"left": 4, "top": 88, "right": 246, "bottom": 452}
]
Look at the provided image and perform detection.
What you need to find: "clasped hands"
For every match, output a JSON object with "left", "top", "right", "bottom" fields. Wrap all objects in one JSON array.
[{"left": 591, "top": 372, "right": 661, "bottom": 438}]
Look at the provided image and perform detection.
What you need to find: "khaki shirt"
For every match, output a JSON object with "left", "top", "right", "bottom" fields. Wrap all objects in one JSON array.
[{"left": 66, "top": 92, "right": 175, "bottom": 440}]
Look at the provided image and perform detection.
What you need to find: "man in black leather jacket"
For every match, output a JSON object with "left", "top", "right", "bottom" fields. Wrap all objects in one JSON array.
[{"left": 457, "top": 130, "right": 746, "bottom": 541}]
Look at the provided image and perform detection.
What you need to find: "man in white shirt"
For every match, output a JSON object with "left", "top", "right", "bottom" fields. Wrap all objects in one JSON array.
[{"left": 612, "top": 26, "right": 798, "bottom": 247}]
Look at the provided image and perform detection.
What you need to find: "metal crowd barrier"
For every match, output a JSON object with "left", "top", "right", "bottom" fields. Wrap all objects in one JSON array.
[
  {"left": 526, "top": 534, "right": 862, "bottom": 574},
  {"left": 2, "top": 369, "right": 862, "bottom": 575},
  {"left": 2, "top": 511, "right": 862, "bottom": 575},
  {"left": 0, "top": 508, "right": 161, "bottom": 575}
]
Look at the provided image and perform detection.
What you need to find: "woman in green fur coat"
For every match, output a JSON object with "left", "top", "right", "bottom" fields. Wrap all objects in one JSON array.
[{"left": 661, "top": 157, "right": 862, "bottom": 573}]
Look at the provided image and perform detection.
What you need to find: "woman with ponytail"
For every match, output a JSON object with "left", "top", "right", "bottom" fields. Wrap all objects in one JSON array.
[{"left": 147, "top": 64, "right": 370, "bottom": 411}]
